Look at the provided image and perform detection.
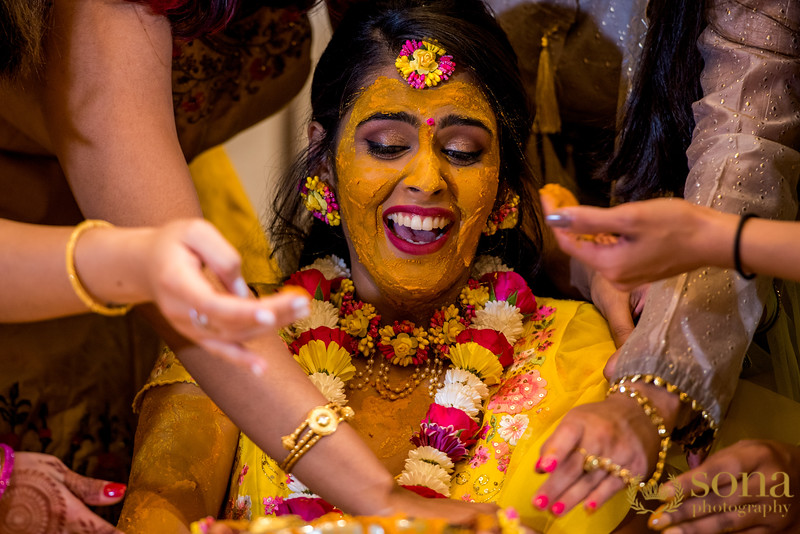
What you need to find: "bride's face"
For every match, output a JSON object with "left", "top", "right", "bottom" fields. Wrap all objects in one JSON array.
[{"left": 333, "top": 71, "right": 500, "bottom": 301}]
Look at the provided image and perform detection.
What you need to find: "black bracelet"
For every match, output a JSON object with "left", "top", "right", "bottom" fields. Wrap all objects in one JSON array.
[{"left": 734, "top": 213, "right": 757, "bottom": 280}]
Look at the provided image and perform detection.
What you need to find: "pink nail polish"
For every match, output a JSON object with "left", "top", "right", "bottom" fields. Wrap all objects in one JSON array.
[
  {"left": 103, "top": 482, "right": 126, "bottom": 498},
  {"left": 551, "top": 502, "right": 565, "bottom": 516},
  {"left": 535, "top": 457, "right": 543, "bottom": 471},
  {"left": 533, "top": 495, "right": 549, "bottom": 510},
  {"left": 542, "top": 457, "right": 558, "bottom": 472},
  {"left": 586, "top": 501, "right": 597, "bottom": 512}
]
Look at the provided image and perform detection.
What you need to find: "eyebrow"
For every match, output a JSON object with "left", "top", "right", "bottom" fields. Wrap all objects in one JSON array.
[
  {"left": 357, "top": 111, "right": 419, "bottom": 128},
  {"left": 438, "top": 115, "right": 492, "bottom": 135}
]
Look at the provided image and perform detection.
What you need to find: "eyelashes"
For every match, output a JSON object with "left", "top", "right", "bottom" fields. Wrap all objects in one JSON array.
[{"left": 366, "top": 140, "right": 484, "bottom": 166}]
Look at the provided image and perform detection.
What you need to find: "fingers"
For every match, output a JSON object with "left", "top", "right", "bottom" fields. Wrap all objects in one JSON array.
[
  {"left": 546, "top": 206, "right": 630, "bottom": 235},
  {"left": 62, "top": 490, "right": 124, "bottom": 534},
  {"left": 62, "top": 469, "right": 126, "bottom": 506},
  {"left": 536, "top": 419, "right": 582, "bottom": 475},
  {"left": 195, "top": 288, "right": 310, "bottom": 335},
  {"left": 603, "top": 304, "right": 635, "bottom": 348},
  {"left": 179, "top": 220, "right": 248, "bottom": 297}
]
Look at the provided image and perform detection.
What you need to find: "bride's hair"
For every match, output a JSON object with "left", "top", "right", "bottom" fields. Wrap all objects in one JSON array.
[{"left": 270, "top": 0, "right": 543, "bottom": 281}]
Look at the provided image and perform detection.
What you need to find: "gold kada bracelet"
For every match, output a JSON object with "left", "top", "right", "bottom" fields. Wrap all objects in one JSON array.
[
  {"left": 280, "top": 403, "right": 354, "bottom": 472},
  {"left": 608, "top": 383, "right": 671, "bottom": 488},
  {"left": 66, "top": 220, "right": 132, "bottom": 316}
]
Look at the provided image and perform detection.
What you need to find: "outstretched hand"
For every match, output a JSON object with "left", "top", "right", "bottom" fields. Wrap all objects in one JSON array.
[
  {"left": 545, "top": 199, "right": 731, "bottom": 291},
  {"left": 0, "top": 452, "right": 125, "bottom": 534},
  {"left": 139, "top": 219, "right": 310, "bottom": 372}
]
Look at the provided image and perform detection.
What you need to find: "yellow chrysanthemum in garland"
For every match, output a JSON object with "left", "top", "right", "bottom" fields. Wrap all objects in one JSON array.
[
  {"left": 449, "top": 342, "right": 503, "bottom": 385},
  {"left": 460, "top": 284, "right": 490, "bottom": 309},
  {"left": 294, "top": 339, "right": 356, "bottom": 381}
]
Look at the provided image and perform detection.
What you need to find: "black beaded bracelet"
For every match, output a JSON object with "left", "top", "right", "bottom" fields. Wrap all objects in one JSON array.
[{"left": 734, "top": 213, "right": 757, "bottom": 280}]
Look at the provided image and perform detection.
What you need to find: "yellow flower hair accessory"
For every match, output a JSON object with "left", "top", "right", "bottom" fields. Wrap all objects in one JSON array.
[{"left": 395, "top": 39, "right": 456, "bottom": 89}]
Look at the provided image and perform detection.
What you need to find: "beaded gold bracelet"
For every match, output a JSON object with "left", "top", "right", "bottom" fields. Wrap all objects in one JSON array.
[
  {"left": 280, "top": 403, "right": 355, "bottom": 473},
  {"left": 608, "top": 383, "right": 671, "bottom": 488},
  {"left": 66, "top": 220, "right": 132, "bottom": 317},
  {"left": 614, "top": 374, "right": 718, "bottom": 450}
]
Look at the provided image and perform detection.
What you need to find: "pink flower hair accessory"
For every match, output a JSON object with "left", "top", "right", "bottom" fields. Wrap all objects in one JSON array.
[{"left": 395, "top": 39, "right": 456, "bottom": 89}]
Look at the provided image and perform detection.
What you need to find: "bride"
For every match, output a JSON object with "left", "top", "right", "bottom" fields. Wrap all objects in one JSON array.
[{"left": 118, "top": 1, "right": 631, "bottom": 532}]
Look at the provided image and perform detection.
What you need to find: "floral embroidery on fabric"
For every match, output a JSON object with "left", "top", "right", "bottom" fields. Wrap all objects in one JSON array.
[
  {"left": 468, "top": 445, "right": 490, "bottom": 468},
  {"left": 486, "top": 371, "right": 548, "bottom": 414},
  {"left": 496, "top": 414, "right": 529, "bottom": 446},
  {"left": 172, "top": 7, "right": 311, "bottom": 125},
  {"left": 238, "top": 464, "right": 249, "bottom": 486},
  {"left": 263, "top": 496, "right": 285, "bottom": 515}
]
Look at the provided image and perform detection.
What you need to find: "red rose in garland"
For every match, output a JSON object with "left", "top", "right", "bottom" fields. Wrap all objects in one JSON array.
[
  {"left": 285, "top": 268, "right": 332, "bottom": 300},
  {"left": 456, "top": 328, "right": 514, "bottom": 368},
  {"left": 480, "top": 271, "right": 537, "bottom": 315}
]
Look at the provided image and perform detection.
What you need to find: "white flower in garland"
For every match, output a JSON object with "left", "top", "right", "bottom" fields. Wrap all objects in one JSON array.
[
  {"left": 472, "top": 300, "right": 524, "bottom": 345},
  {"left": 308, "top": 373, "right": 347, "bottom": 406},
  {"left": 301, "top": 255, "right": 351, "bottom": 280},
  {"left": 433, "top": 384, "right": 481, "bottom": 417},
  {"left": 444, "top": 368, "right": 490, "bottom": 400},
  {"left": 285, "top": 474, "right": 317, "bottom": 497},
  {"left": 471, "top": 255, "right": 511, "bottom": 279},
  {"left": 408, "top": 446, "right": 455, "bottom": 474},
  {"left": 294, "top": 300, "right": 339, "bottom": 333},
  {"left": 434, "top": 384, "right": 481, "bottom": 419},
  {"left": 397, "top": 458, "right": 451, "bottom": 497}
]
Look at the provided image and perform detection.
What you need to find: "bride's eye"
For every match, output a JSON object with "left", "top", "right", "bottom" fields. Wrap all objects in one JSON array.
[
  {"left": 366, "top": 140, "right": 409, "bottom": 159},
  {"left": 442, "top": 148, "right": 483, "bottom": 165}
]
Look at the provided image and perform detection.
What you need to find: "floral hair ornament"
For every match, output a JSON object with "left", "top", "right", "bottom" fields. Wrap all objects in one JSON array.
[
  {"left": 300, "top": 176, "right": 340, "bottom": 226},
  {"left": 395, "top": 39, "right": 456, "bottom": 89},
  {"left": 483, "top": 193, "right": 520, "bottom": 236}
]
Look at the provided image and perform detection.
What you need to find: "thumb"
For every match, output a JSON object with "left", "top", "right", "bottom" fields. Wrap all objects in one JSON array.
[
  {"left": 62, "top": 470, "right": 126, "bottom": 506},
  {"left": 603, "top": 348, "right": 620, "bottom": 381}
]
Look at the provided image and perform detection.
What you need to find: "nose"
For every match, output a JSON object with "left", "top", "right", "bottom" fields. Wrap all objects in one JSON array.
[{"left": 402, "top": 147, "right": 446, "bottom": 197}]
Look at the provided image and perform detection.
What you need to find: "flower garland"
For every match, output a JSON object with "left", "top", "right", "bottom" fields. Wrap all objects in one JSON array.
[{"left": 279, "top": 255, "right": 538, "bottom": 510}]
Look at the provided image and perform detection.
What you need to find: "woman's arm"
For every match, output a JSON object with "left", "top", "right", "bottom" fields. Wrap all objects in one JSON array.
[
  {"left": 0, "top": 0, "right": 200, "bottom": 224},
  {"left": 119, "top": 382, "right": 241, "bottom": 533},
  {"left": 548, "top": 199, "right": 800, "bottom": 289}
]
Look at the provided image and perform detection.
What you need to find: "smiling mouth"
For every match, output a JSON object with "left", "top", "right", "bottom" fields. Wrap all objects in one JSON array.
[{"left": 386, "top": 212, "right": 453, "bottom": 245}]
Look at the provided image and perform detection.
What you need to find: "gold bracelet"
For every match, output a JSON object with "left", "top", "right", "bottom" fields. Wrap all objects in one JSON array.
[
  {"left": 280, "top": 403, "right": 354, "bottom": 472},
  {"left": 608, "top": 383, "right": 671, "bottom": 488},
  {"left": 66, "top": 220, "right": 132, "bottom": 317},
  {"left": 613, "top": 374, "right": 718, "bottom": 451}
]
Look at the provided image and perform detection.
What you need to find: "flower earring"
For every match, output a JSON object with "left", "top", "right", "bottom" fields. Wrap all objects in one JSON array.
[
  {"left": 300, "top": 176, "right": 341, "bottom": 226},
  {"left": 483, "top": 193, "right": 520, "bottom": 236}
]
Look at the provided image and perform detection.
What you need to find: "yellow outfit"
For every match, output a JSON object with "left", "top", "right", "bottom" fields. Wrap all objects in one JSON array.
[{"left": 137, "top": 297, "right": 629, "bottom": 533}]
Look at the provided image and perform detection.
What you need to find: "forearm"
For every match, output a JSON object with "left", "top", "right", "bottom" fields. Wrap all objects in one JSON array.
[
  {"left": 177, "top": 340, "right": 398, "bottom": 516},
  {"left": 119, "top": 384, "right": 240, "bottom": 533},
  {"left": 0, "top": 219, "right": 159, "bottom": 322},
  {"left": 613, "top": 0, "right": 800, "bottom": 434},
  {"left": 43, "top": 0, "right": 201, "bottom": 224}
]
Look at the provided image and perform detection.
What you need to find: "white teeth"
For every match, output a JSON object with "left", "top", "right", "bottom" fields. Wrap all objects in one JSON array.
[{"left": 387, "top": 212, "right": 450, "bottom": 230}]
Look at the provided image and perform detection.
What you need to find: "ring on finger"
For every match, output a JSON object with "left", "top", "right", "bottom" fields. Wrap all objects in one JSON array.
[{"left": 189, "top": 308, "right": 210, "bottom": 330}]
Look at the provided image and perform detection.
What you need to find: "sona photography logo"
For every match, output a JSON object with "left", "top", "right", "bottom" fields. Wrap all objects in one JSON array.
[{"left": 626, "top": 471, "right": 793, "bottom": 519}]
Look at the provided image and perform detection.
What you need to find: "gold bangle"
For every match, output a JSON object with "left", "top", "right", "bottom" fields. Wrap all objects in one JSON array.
[
  {"left": 66, "top": 220, "right": 132, "bottom": 317},
  {"left": 613, "top": 374, "right": 718, "bottom": 451},
  {"left": 608, "top": 383, "right": 671, "bottom": 488},
  {"left": 280, "top": 403, "right": 354, "bottom": 472}
]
